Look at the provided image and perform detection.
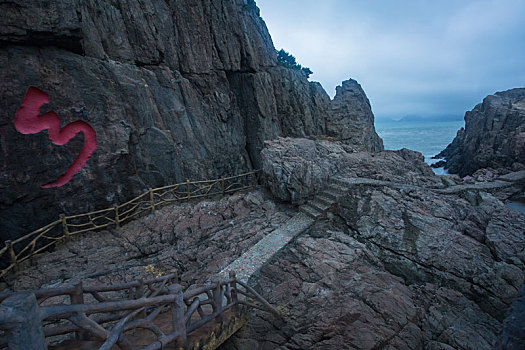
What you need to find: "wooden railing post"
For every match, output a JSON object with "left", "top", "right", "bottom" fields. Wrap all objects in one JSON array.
[
  {"left": 6, "top": 240, "right": 16, "bottom": 268},
  {"left": 114, "top": 206, "right": 120, "bottom": 228},
  {"left": 149, "top": 188, "right": 155, "bottom": 213},
  {"left": 221, "top": 177, "right": 225, "bottom": 196},
  {"left": 69, "top": 281, "right": 87, "bottom": 340},
  {"left": 229, "top": 271, "right": 238, "bottom": 304},
  {"left": 135, "top": 279, "right": 144, "bottom": 299},
  {"left": 60, "top": 214, "right": 70, "bottom": 240},
  {"left": 186, "top": 180, "right": 191, "bottom": 199},
  {"left": 135, "top": 279, "right": 146, "bottom": 318},
  {"left": 168, "top": 284, "right": 187, "bottom": 347},
  {"left": 212, "top": 277, "right": 223, "bottom": 322},
  {"left": 0, "top": 292, "right": 46, "bottom": 350},
  {"left": 169, "top": 269, "right": 179, "bottom": 284}
]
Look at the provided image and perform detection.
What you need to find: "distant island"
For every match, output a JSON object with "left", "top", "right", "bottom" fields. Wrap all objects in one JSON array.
[{"left": 377, "top": 114, "right": 464, "bottom": 123}]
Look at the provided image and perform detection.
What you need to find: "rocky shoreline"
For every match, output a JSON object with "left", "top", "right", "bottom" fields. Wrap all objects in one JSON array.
[
  {"left": 435, "top": 88, "right": 525, "bottom": 177},
  {"left": 1, "top": 0, "right": 524, "bottom": 349},
  {"left": 223, "top": 137, "right": 525, "bottom": 349},
  {"left": 4, "top": 137, "right": 524, "bottom": 349}
]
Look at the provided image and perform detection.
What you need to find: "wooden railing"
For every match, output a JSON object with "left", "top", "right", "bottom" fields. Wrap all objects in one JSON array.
[
  {"left": 0, "top": 271, "right": 281, "bottom": 350},
  {"left": 0, "top": 171, "right": 260, "bottom": 279}
]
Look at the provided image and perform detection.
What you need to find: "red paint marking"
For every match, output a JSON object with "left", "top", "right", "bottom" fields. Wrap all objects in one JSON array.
[{"left": 14, "top": 87, "right": 97, "bottom": 188}]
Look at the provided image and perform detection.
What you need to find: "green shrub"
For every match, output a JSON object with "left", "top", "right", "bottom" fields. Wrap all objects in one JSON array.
[{"left": 276, "top": 49, "right": 312, "bottom": 78}]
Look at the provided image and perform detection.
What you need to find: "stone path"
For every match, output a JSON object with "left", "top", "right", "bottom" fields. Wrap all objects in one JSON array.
[
  {"left": 301, "top": 170, "right": 525, "bottom": 219},
  {"left": 331, "top": 170, "right": 525, "bottom": 196},
  {"left": 219, "top": 170, "right": 525, "bottom": 283},
  {"left": 219, "top": 213, "right": 314, "bottom": 282}
]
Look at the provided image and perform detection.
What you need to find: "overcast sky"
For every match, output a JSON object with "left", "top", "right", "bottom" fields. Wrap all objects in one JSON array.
[{"left": 256, "top": 0, "right": 525, "bottom": 120}]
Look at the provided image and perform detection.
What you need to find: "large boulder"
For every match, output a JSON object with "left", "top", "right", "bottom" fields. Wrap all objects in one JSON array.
[
  {"left": 261, "top": 138, "right": 345, "bottom": 203},
  {"left": 261, "top": 137, "right": 436, "bottom": 203}
]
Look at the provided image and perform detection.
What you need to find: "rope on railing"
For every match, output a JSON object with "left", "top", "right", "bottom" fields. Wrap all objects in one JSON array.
[
  {"left": 0, "top": 271, "right": 281, "bottom": 350},
  {"left": 0, "top": 171, "right": 260, "bottom": 279}
]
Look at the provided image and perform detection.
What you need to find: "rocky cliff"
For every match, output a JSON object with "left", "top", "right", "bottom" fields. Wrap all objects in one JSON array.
[
  {"left": 0, "top": 0, "right": 382, "bottom": 242},
  {"left": 436, "top": 88, "right": 525, "bottom": 176},
  {"left": 326, "top": 79, "right": 383, "bottom": 152}
]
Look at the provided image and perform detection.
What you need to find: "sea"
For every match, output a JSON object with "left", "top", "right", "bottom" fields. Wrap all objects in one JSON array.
[
  {"left": 375, "top": 119, "right": 464, "bottom": 175},
  {"left": 375, "top": 118, "right": 525, "bottom": 214}
]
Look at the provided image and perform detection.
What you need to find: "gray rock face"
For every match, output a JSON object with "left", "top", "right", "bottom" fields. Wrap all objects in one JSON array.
[
  {"left": 262, "top": 137, "right": 436, "bottom": 203},
  {"left": 338, "top": 184, "right": 525, "bottom": 321},
  {"left": 223, "top": 223, "right": 502, "bottom": 350},
  {"left": 437, "top": 88, "right": 525, "bottom": 176},
  {"left": 327, "top": 79, "right": 383, "bottom": 152},
  {"left": 0, "top": 0, "right": 382, "bottom": 243}
]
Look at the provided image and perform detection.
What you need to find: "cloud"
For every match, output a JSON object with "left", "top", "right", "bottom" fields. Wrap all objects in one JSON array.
[{"left": 257, "top": 0, "right": 525, "bottom": 119}]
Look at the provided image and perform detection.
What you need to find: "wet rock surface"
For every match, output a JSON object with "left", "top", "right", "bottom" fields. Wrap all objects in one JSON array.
[
  {"left": 500, "top": 285, "right": 525, "bottom": 349},
  {"left": 437, "top": 88, "right": 525, "bottom": 176}
]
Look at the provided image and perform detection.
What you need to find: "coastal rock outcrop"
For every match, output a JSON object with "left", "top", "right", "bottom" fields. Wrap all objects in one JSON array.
[
  {"left": 436, "top": 88, "right": 525, "bottom": 176},
  {"left": 0, "top": 0, "right": 382, "bottom": 244},
  {"left": 4, "top": 136, "right": 525, "bottom": 349},
  {"left": 232, "top": 137, "right": 525, "bottom": 349},
  {"left": 326, "top": 79, "right": 384, "bottom": 152}
]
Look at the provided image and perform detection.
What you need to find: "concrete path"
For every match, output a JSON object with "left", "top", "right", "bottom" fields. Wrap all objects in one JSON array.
[
  {"left": 332, "top": 170, "right": 525, "bottom": 196},
  {"left": 219, "top": 213, "right": 314, "bottom": 282}
]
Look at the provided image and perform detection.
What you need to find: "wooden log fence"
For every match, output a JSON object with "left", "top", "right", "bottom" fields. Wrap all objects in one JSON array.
[
  {"left": 0, "top": 171, "right": 260, "bottom": 279},
  {"left": 0, "top": 271, "right": 281, "bottom": 350}
]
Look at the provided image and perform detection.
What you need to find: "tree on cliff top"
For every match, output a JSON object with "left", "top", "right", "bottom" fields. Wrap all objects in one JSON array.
[{"left": 277, "top": 49, "right": 313, "bottom": 78}]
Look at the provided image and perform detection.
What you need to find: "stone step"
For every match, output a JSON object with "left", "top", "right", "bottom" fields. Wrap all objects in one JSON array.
[
  {"left": 308, "top": 200, "right": 331, "bottom": 212},
  {"left": 315, "top": 194, "right": 335, "bottom": 206},
  {"left": 320, "top": 189, "right": 340, "bottom": 200},
  {"left": 326, "top": 182, "right": 348, "bottom": 193},
  {"left": 332, "top": 178, "right": 353, "bottom": 187},
  {"left": 299, "top": 204, "right": 323, "bottom": 219}
]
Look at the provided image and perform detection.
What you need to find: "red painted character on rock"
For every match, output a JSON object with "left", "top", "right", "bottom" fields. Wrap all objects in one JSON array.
[{"left": 14, "top": 87, "right": 97, "bottom": 188}]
